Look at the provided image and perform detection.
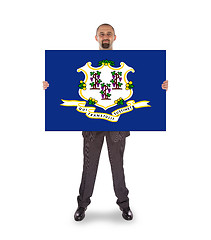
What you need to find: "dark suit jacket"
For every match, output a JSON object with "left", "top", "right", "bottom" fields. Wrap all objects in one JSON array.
[{"left": 82, "top": 131, "right": 130, "bottom": 142}]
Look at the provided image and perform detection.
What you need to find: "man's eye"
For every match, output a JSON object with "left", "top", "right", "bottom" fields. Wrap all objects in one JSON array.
[{"left": 100, "top": 34, "right": 104, "bottom": 37}]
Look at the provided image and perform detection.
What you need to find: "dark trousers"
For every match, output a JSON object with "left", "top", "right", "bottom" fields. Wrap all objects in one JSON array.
[{"left": 77, "top": 131, "right": 129, "bottom": 209}]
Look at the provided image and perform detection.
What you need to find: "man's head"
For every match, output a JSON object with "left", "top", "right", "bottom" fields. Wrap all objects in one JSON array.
[{"left": 95, "top": 23, "right": 116, "bottom": 50}]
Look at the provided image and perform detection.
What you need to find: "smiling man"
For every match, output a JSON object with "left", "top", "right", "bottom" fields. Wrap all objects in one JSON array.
[{"left": 43, "top": 23, "right": 168, "bottom": 222}]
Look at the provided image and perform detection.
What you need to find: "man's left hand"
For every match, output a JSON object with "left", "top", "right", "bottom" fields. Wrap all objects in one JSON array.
[{"left": 162, "top": 80, "right": 168, "bottom": 91}]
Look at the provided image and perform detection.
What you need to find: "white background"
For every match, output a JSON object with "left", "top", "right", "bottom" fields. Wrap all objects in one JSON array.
[{"left": 0, "top": 0, "right": 211, "bottom": 239}]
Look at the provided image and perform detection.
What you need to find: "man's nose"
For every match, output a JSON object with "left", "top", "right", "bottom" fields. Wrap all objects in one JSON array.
[{"left": 103, "top": 34, "right": 109, "bottom": 39}]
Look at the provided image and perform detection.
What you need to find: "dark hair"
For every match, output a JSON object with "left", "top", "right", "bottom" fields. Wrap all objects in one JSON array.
[{"left": 96, "top": 23, "right": 115, "bottom": 36}]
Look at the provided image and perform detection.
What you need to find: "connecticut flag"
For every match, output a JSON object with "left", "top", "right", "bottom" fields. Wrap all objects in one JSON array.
[{"left": 45, "top": 50, "right": 166, "bottom": 131}]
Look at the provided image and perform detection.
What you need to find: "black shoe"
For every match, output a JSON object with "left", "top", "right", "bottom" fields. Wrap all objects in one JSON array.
[
  {"left": 120, "top": 207, "right": 133, "bottom": 220},
  {"left": 74, "top": 207, "right": 87, "bottom": 221}
]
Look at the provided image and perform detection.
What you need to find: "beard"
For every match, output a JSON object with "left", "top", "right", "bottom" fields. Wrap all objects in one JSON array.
[{"left": 101, "top": 40, "right": 110, "bottom": 49}]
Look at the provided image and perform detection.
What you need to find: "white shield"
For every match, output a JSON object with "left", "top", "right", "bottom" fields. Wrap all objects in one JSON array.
[{"left": 78, "top": 62, "right": 135, "bottom": 110}]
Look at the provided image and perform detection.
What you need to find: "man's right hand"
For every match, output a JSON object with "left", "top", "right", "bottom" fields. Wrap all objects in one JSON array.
[{"left": 43, "top": 81, "right": 49, "bottom": 90}]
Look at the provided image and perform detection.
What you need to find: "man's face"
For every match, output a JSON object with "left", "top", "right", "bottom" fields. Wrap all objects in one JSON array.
[{"left": 95, "top": 25, "right": 116, "bottom": 50}]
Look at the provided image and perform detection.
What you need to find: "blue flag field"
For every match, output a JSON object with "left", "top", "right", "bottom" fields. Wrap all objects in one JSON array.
[{"left": 45, "top": 50, "right": 166, "bottom": 131}]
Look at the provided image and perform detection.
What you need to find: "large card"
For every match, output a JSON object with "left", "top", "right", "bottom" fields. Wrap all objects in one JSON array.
[{"left": 45, "top": 50, "right": 166, "bottom": 131}]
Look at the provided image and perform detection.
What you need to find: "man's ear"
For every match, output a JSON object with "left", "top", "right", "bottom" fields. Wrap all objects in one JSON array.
[
  {"left": 114, "top": 35, "right": 116, "bottom": 41},
  {"left": 95, "top": 35, "right": 98, "bottom": 41}
]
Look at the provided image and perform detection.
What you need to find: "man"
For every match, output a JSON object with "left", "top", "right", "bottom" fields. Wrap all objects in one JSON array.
[{"left": 43, "top": 23, "right": 168, "bottom": 222}]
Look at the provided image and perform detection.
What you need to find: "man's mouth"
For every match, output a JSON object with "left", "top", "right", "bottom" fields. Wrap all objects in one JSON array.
[{"left": 102, "top": 39, "right": 110, "bottom": 48}]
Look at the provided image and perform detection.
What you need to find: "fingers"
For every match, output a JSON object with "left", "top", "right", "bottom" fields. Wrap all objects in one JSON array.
[
  {"left": 162, "top": 80, "right": 168, "bottom": 91},
  {"left": 43, "top": 81, "right": 49, "bottom": 90}
]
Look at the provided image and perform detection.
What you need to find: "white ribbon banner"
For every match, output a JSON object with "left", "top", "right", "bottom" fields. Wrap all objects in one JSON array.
[{"left": 60, "top": 100, "right": 151, "bottom": 122}]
